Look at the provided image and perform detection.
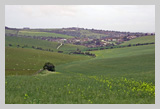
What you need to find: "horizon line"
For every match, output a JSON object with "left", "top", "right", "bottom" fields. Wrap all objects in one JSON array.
[{"left": 5, "top": 26, "right": 155, "bottom": 33}]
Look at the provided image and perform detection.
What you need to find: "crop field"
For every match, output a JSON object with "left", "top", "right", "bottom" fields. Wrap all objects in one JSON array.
[
  {"left": 5, "top": 36, "right": 86, "bottom": 52},
  {"left": 121, "top": 35, "right": 155, "bottom": 45},
  {"left": 5, "top": 47, "right": 91, "bottom": 76},
  {"left": 5, "top": 36, "right": 58, "bottom": 50},
  {"left": 90, "top": 44, "right": 155, "bottom": 59},
  {"left": 5, "top": 42, "right": 155, "bottom": 104},
  {"left": 5, "top": 72, "right": 154, "bottom": 104},
  {"left": 57, "top": 45, "right": 155, "bottom": 83},
  {"left": 5, "top": 28, "right": 155, "bottom": 104},
  {"left": 80, "top": 30, "right": 108, "bottom": 38},
  {"left": 58, "top": 43, "right": 86, "bottom": 52},
  {"left": 18, "top": 30, "right": 74, "bottom": 38},
  {"left": 5, "top": 29, "right": 18, "bottom": 35}
]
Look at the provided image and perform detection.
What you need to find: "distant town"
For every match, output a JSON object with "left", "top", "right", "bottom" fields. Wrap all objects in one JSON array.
[{"left": 5, "top": 26, "right": 155, "bottom": 48}]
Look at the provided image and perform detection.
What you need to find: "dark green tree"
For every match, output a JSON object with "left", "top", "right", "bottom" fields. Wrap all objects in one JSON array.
[
  {"left": 9, "top": 44, "right": 12, "bottom": 46},
  {"left": 43, "top": 62, "right": 55, "bottom": 72}
]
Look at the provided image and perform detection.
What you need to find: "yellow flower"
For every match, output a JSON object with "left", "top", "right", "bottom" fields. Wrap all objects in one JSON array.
[{"left": 25, "top": 94, "right": 28, "bottom": 97}]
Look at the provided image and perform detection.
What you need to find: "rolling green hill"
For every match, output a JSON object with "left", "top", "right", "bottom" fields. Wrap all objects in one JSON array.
[
  {"left": 5, "top": 36, "right": 86, "bottom": 53},
  {"left": 121, "top": 36, "right": 155, "bottom": 45},
  {"left": 5, "top": 28, "right": 74, "bottom": 39},
  {"left": 5, "top": 29, "right": 18, "bottom": 34},
  {"left": 5, "top": 44, "right": 155, "bottom": 104},
  {"left": 79, "top": 30, "right": 108, "bottom": 38},
  {"left": 5, "top": 47, "right": 91, "bottom": 76},
  {"left": 18, "top": 30, "right": 74, "bottom": 39},
  {"left": 6, "top": 36, "right": 58, "bottom": 50},
  {"left": 5, "top": 30, "right": 155, "bottom": 104},
  {"left": 90, "top": 44, "right": 155, "bottom": 59},
  {"left": 57, "top": 44, "right": 155, "bottom": 82}
]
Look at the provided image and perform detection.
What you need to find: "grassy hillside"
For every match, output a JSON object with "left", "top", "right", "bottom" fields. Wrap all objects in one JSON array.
[
  {"left": 5, "top": 36, "right": 86, "bottom": 52},
  {"left": 5, "top": 46, "right": 155, "bottom": 104},
  {"left": 5, "top": 29, "right": 18, "bottom": 34},
  {"left": 79, "top": 30, "right": 108, "bottom": 38},
  {"left": 5, "top": 28, "right": 74, "bottom": 38},
  {"left": 90, "top": 44, "right": 155, "bottom": 59},
  {"left": 59, "top": 43, "right": 85, "bottom": 51},
  {"left": 18, "top": 30, "right": 74, "bottom": 39},
  {"left": 6, "top": 44, "right": 155, "bottom": 104},
  {"left": 5, "top": 27, "right": 155, "bottom": 104},
  {"left": 121, "top": 36, "right": 155, "bottom": 45},
  {"left": 6, "top": 36, "right": 58, "bottom": 50},
  {"left": 5, "top": 47, "right": 91, "bottom": 76},
  {"left": 57, "top": 44, "right": 155, "bottom": 82}
]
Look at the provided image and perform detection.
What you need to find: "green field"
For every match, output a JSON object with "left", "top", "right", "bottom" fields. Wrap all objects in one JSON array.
[
  {"left": 5, "top": 28, "right": 74, "bottom": 39},
  {"left": 18, "top": 30, "right": 74, "bottom": 39},
  {"left": 5, "top": 42, "right": 155, "bottom": 103},
  {"left": 5, "top": 27, "right": 155, "bottom": 104},
  {"left": 79, "top": 30, "right": 108, "bottom": 38},
  {"left": 5, "top": 47, "right": 91, "bottom": 76},
  {"left": 5, "top": 29, "right": 18, "bottom": 35},
  {"left": 90, "top": 44, "right": 155, "bottom": 59},
  {"left": 24, "top": 28, "right": 109, "bottom": 38},
  {"left": 57, "top": 45, "right": 155, "bottom": 83},
  {"left": 5, "top": 36, "right": 86, "bottom": 53},
  {"left": 121, "top": 36, "right": 155, "bottom": 45}
]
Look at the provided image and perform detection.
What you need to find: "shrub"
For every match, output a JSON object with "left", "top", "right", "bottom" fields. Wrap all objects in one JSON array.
[
  {"left": 9, "top": 44, "right": 12, "bottom": 46},
  {"left": 43, "top": 62, "right": 55, "bottom": 72}
]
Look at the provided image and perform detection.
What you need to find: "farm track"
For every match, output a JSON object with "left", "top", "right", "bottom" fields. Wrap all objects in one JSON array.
[{"left": 57, "top": 43, "right": 63, "bottom": 50}]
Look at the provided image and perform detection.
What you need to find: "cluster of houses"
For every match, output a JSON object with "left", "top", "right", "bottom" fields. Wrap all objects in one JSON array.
[
  {"left": 44, "top": 35, "right": 138, "bottom": 48},
  {"left": 37, "top": 27, "right": 155, "bottom": 48},
  {"left": 5, "top": 26, "right": 155, "bottom": 48}
]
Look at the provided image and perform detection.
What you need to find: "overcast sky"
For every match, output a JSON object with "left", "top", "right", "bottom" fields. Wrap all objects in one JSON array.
[{"left": 5, "top": 5, "right": 155, "bottom": 33}]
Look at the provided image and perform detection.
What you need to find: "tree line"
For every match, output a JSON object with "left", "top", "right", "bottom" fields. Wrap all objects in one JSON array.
[
  {"left": 70, "top": 48, "right": 96, "bottom": 57},
  {"left": 8, "top": 44, "right": 55, "bottom": 52},
  {"left": 86, "top": 42, "right": 155, "bottom": 51}
]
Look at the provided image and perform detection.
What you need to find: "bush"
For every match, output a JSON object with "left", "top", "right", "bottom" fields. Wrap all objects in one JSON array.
[
  {"left": 43, "top": 62, "right": 55, "bottom": 72},
  {"left": 9, "top": 44, "right": 12, "bottom": 46}
]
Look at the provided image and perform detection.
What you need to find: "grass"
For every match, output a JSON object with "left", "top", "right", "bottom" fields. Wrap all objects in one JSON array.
[
  {"left": 59, "top": 43, "right": 85, "bottom": 52},
  {"left": 5, "top": 36, "right": 86, "bottom": 53},
  {"left": 80, "top": 30, "right": 108, "bottom": 38},
  {"left": 5, "top": 44, "right": 155, "bottom": 104},
  {"left": 6, "top": 36, "right": 58, "bottom": 50},
  {"left": 90, "top": 44, "right": 155, "bottom": 59},
  {"left": 18, "top": 30, "right": 74, "bottom": 39},
  {"left": 5, "top": 29, "right": 18, "bottom": 34},
  {"left": 5, "top": 66, "right": 155, "bottom": 104},
  {"left": 38, "top": 70, "right": 61, "bottom": 76},
  {"left": 5, "top": 47, "right": 91, "bottom": 76},
  {"left": 5, "top": 28, "right": 74, "bottom": 38},
  {"left": 26, "top": 28, "right": 108, "bottom": 38},
  {"left": 57, "top": 51, "right": 155, "bottom": 83},
  {"left": 121, "top": 35, "right": 155, "bottom": 45}
]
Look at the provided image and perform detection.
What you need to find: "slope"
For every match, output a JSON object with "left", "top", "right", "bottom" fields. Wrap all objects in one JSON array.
[
  {"left": 121, "top": 35, "right": 155, "bottom": 45},
  {"left": 5, "top": 47, "right": 91, "bottom": 75},
  {"left": 5, "top": 36, "right": 86, "bottom": 52},
  {"left": 90, "top": 44, "right": 155, "bottom": 59},
  {"left": 56, "top": 44, "right": 155, "bottom": 83},
  {"left": 5, "top": 42, "right": 155, "bottom": 104},
  {"left": 18, "top": 30, "right": 74, "bottom": 39}
]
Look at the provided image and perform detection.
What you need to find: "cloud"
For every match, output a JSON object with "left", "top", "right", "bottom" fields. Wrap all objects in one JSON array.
[
  {"left": 5, "top": 5, "right": 155, "bottom": 32},
  {"left": 19, "top": 5, "right": 80, "bottom": 17}
]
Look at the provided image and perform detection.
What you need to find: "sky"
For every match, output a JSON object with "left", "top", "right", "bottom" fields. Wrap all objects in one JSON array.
[{"left": 5, "top": 5, "right": 155, "bottom": 33}]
